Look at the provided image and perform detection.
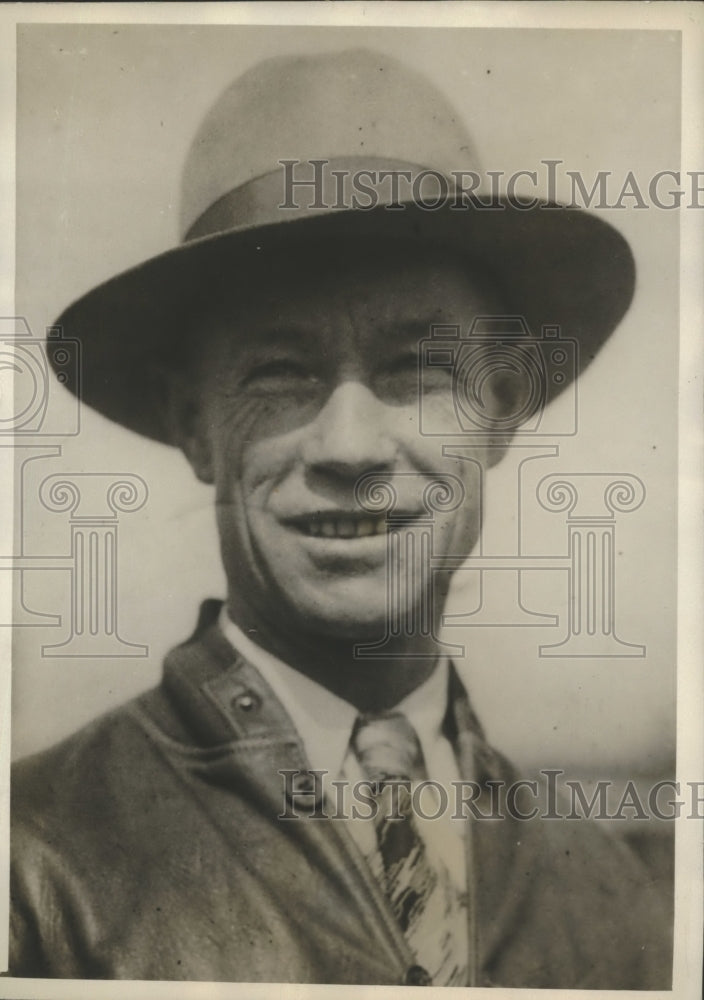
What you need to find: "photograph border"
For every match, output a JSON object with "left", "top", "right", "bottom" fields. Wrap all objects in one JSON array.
[{"left": 0, "top": 3, "right": 701, "bottom": 999}]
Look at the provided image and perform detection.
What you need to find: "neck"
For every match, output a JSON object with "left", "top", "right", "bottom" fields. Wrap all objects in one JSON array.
[{"left": 225, "top": 592, "right": 444, "bottom": 713}]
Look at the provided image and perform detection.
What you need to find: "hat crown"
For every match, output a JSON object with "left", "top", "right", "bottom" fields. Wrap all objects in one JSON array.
[
  {"left": 53, "top": 48, "right": 636, "bottom": 445},
  {"left": 180, "top": 48, "right": 480, "bottom": 238}
]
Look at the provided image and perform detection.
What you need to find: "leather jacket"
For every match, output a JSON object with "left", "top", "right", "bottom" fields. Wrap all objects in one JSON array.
[{"left": 10, "top": 600, "right": 672, "bottom": 986}]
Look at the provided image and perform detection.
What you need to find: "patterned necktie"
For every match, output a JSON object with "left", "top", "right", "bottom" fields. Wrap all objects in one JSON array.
[{"left": 351, "top": 712, "right": 468, "bottom": 986}]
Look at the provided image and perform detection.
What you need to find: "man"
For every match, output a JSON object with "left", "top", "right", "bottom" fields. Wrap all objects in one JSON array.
[{"left": 10, "top": 48, "right": 671, "bottom": 986}]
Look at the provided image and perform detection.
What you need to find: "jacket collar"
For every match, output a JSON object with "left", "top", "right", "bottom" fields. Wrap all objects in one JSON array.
[{"left": 162, "top": 600, "right": 498, "bottom": 777}]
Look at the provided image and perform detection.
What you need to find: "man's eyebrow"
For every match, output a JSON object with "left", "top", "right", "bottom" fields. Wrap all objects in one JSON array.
[
  {"left": 232, "top": 325, "right": 318, "bottom": 353},
  {"left": 374, "top": 318, "right": 444, "bottom": 344}
]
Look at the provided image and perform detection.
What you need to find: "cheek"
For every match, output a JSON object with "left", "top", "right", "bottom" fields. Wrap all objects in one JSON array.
[
  {"left": 418, "top": 382, "right": 458, "bottom": 435},
  {"left": 209, "top": 388, "right": 327, "bottom": 459},
  {"left": 206, "top": 395, "right": 305, "bottom": 496},
  {"left": 398, "top": 423, "right": 486, "bottom": 552},
  {"left": 211, "top": 423, "right": 305, "bottom": 517},
  {"left": 436, "top": 503, "right": 481, "bottom": 550}
]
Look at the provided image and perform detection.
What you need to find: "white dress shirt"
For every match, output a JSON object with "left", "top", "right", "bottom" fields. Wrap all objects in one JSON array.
[{"left": 218, "top": 607, "right": 467, "bottom": 893}]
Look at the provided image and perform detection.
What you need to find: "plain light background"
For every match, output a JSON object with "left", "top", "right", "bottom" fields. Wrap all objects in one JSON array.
[{"left": 12, "top": 24, "right": 679, "bottom": 773}]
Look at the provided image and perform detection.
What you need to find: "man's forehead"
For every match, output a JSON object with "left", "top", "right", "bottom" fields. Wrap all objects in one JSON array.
[{"left": 198, "top": 242, "right": 506, "bottom": 341}]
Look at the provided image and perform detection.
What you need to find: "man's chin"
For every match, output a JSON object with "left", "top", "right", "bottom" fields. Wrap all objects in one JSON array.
[
  {"left": 287, "top": 602, "right": 391, "bottom": 642},
  {"left": 264, "top": 556, "right": 431, "bottom": 640},
  {"left": 271, "top": 583, "right": 394, "bottom": 642}
]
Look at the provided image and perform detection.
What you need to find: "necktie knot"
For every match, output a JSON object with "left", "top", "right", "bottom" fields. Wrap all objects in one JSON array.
[{"left": 351, "top": 712, "right": 426, "bottom": 784}]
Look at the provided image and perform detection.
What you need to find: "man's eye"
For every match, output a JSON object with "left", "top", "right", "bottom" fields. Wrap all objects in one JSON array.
[
  {"left": 243, "top": 360, "right": 319, "bottom": 389},
  {"left": 387, "top": 353, "right": 419, "bottom": 376},
  {"left": 373, "top": 352, "right": 421, "bottom": 402}
]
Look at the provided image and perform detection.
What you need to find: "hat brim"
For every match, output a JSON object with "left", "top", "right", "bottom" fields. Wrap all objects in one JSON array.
[{"left": 51, "top": 200, "right": 635, "bottom": 444}]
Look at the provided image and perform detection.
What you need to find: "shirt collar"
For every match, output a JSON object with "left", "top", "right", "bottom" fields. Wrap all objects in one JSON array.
[{"left": 218, "top": 607, "right": 450, "bottom": 778}]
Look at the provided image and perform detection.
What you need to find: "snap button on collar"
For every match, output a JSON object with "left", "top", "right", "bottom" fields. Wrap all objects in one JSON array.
[
  {"left": 232, "top": 690, "right": 260, "bottom": 713},
  {"left": 405, "top": 965, "right": 433, "bottom": 986},
  {"left": 297, "top": 773, "right": 315, "bottom": 793}
]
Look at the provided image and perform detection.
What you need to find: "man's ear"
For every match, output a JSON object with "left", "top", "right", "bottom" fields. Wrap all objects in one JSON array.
[
  {"left": 483, "top": 433, "right": 514, "bottom": 469},
  {"left": 481, "top": 365, "right": 528, "bottom": 467},
  {"left": 159, "top": 368, "right": 215, "bottom": 484}
]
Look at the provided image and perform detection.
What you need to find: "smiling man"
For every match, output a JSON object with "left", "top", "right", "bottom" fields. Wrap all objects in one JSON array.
[
  {"left": 172, "top": 245, "right": 505, "bottom": 704},
  {"left": 10, "top": 49, "right": 671, "bottom": 987}
]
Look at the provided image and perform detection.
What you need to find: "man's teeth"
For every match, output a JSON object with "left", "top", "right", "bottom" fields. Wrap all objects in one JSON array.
[{"left": 303, "top": 517, "right": 387, "bottom": 538}]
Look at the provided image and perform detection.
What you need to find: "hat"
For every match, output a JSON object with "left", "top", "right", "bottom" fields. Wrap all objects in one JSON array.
[{"left": 51, "top": 48, "right": 635, "bottom": 444}]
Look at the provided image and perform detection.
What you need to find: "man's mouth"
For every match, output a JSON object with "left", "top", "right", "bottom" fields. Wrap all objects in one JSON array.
[
  {"left": 284, "top": 512, "right": 421, "bottom": 539},
  {"left": 286, "top": 514, "right": 387, "bottom": 539}
]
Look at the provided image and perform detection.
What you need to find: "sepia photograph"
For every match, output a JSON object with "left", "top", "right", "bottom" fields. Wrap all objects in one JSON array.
[{"left": 1, "top": 3, "right": 702, "bottom": 996}]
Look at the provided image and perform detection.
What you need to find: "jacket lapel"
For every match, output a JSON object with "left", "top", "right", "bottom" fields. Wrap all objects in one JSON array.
[
  {"left": 445, "top": 663, "right": 546, "bottom": 985},
  {"left": 160, "top": 604, "right": 534, "bottom": 986},
  {"left": 160, "top": 603, "right": 414, "bottom": 982}
]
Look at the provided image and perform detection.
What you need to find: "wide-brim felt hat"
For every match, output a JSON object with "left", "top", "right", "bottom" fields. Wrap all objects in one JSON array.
[{"left": 51, "top": 48, "right": 635, "bottom": 444}]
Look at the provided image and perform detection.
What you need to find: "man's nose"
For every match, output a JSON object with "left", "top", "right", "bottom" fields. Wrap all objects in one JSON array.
[{"left": 301, "top": 380, "right": 397, "bottom": 477}]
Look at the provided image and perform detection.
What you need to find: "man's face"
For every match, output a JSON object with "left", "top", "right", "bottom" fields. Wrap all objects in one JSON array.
[{"left": 180, "top": 246, "right": 508, "bottom": 639}]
